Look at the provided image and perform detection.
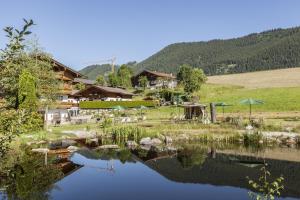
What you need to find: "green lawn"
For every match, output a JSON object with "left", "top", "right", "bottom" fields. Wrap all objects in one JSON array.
[{"left": 198, "top": 84, "right": 300, "bottom": 112}]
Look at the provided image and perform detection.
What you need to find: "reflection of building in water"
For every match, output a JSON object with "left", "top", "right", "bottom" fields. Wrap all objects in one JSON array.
[{"left": 137, "top": 150, "right": 300, "bottom": 199}]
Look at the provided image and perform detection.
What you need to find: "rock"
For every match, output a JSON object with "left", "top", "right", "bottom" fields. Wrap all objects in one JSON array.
[
  {"left": 140, "top": 145, "right": 151, "bottom": 151},
  {"left": 140, "top": 137, "right": 152, "bottom": 145},
  {"left": 151, "top": 138, "right": 162, "bottom": 146},
  {"left": 126, "top": 140, "right": 138, "bottom": 148},
  {"left": 166, "top": 146, "right": 177, "bottom": 152},
  {"left": 62, "top": 139, "right": 77, "bottom": 148},
  {"left": 97, "top": 145, "right": 119, "bottom": 149},
  {"left": 36, "top": 140, "right": 47, "bottom": 145},
  {"left": 286, "top": 138, "right": 296, "bottom": 145},
  {"left": 175, "top": 134, "right": 189, "bottom": 141},
  {"left": 67, "top": 146, "right": 79, "bottom": 152},
  {"left": 32, "top": 148, "right": 49, "bottom": 153},
  {"left": 88, "top": 138, "right": 99, "bottom": 147},
  {"left": 164, "top": 136, "right": 173, "bottom": 144},
  {"left": 26, "top": 142, "right": 35, "bottom": 146},
  {"left": 49, "top": 140, "right": 62, "bottom": 150}
]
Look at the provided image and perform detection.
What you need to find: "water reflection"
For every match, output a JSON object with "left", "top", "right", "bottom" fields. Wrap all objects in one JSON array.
[
  {"left": 1, "top": 144, "right": 300, "bottom": 200},
  {"left": 0, "top": 148, "right": 64, "bottom": 200}
]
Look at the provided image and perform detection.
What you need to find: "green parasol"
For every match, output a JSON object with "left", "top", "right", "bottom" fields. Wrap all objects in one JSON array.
[
  {"left": 240, "top": 98, "right": 264, "bottom": 119},
  {"left": 214, "top": 102, "right": 233, "bottom": 116}
]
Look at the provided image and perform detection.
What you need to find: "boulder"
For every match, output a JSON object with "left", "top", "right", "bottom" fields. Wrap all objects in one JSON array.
[
  {"left": 67, "top": 146, "right": 79, "bottom": 153},
  {"left": 151, "top": 138, "right": 162, "bottom": 146},
  {"left": 62, "top": 139, "right": 77, "bottom": 148},
  {"left": 140, "top": 137, "right": 152, "bottom": 145},
  {"left": 164, "top": 136, "right": 173, "bottom": 144},
  {"left": 97, "top": 145, "right": 119, "bottom": 149},
  {"left": 88, "top": 138, "right": 99, "bottom": 147},
  {"left": 49, "top": 140, "right": 62, "bottom": 150},
  {"left": 32, "top": 148, "right": 49, "bottom": 153},
  {"left": 175, "top": 134, "right": 189, "bottom": 141},
  {"left": 126, "top": 140, "right": 138, "bottom": 148}
]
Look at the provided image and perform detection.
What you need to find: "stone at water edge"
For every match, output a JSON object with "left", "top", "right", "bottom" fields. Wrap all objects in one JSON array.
[
  {"left": 151, "top": 138, "right": 162, "bottom": 145},
  {"left": 174, "top": 134, "right": 189, "bottom": 141},
  {"left": 32, "top": 148, "right": 49, "bottom": 153},
  {"left": 49, "top": 140, "right": 62, "bottom": 150},
  {"left": 88, "top": 138, "right": 99, "bottom": 147},
  {"left": 61, "top": 139, "right": 77, "bottom": 148},
  {"left": 97, "top": 145, "right": 119, "bottom": 149},
  {"left": 164, "top": 136, "right": 173, "bottom": 144},
  {"left": 67, "top": 146, "right": 79, "bottom": 152},
  {"left": 140, "top": 137, "right": 152, "bottom": 145},
  {"left": 126, "top": 141, "right": 138, "bottom": 148}
]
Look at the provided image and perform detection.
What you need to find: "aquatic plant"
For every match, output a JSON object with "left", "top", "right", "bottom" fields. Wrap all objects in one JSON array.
[
  {"left": 247, "top": 163, "right": 284, "bottom": 200},
  {"left": 243, "top": 131, "right": 263, "bottom": 145},
  {"left": 110, "top": 126, "right": 147, "bottom": 142}
]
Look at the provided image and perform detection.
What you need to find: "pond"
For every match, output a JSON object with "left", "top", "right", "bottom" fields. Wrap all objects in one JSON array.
[{"left": 1, "top": 144, "right": 300, "bottom": 200}]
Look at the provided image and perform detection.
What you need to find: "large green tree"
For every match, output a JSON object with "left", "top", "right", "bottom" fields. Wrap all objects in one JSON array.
[
  {"left": 107, "top": 73, "right": 119, "bottom": 87},
  {"left": 0, "top": 19, "right": 57, "bottom": 158},
  {"left": 96, "top": 74, "right": 106, "bottom": 86},
  {"left": 0, "top": 19, "right": 58, "bottom": 109},
  {"left": 117, "top": 64, "right": 133, "bottom": 88},
  {"left": 138, "top": 76, "right": 149, "bottom": 91},
  {"left": 177, "top": 64, "right": 207, "bottom": 94}
]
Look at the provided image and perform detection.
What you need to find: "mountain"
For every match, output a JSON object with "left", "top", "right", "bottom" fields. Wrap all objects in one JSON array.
[
  {"left": 79, "top": 61, "right": 137, "bottom": 80},
  {"left": 136, "top": 27, "right": 300, "bottom": 75},
  {"left": 79, "top": 64, "right": 115, "bottom": 80}
]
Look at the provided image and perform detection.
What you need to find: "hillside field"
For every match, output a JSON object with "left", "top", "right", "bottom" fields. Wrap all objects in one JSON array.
[{"left": 207, "top": 68, "right": 300, "bottom": 89}]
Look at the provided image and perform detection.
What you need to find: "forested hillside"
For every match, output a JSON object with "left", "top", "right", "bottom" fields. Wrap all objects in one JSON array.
[
  {"left": 79, "top": 61, "right": 137, "bottom": 79},
  {"left": 136, "top": 27, "right": 300, "bottom": 75},
  {"left": 79, "top": 64, "right": 117, "bottom": 80}
]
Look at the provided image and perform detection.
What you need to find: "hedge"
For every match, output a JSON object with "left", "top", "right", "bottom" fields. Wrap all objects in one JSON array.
[{"left": 79, "top": 100, "right": 158, "bottom": 109}]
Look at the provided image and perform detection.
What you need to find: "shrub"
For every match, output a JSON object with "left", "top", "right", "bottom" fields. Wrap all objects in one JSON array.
[
  {"left": 243, "top": 131, "right": 263, "bottom": 145},
  {"left": 79, "top": 100, "right": 158, "bottom": 109}
]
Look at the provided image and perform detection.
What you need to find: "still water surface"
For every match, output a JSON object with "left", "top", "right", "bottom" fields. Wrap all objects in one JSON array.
[{"left": 1, "top": 144, "right": 300, "bottom": 200}]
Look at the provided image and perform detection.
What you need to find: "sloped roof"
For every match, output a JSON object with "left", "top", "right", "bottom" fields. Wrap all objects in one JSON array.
[
  {"left": 137, "top": 70, "right": 176, "bottom": 79},
  {"left": 73, "top": 78, "right": 96, "bottom": 85},
  {"left": 74, "top": 85, "right": 134, "bottom": 96},
  {"left": 50, "top": 57, "right": 84, "bottom": 78}
]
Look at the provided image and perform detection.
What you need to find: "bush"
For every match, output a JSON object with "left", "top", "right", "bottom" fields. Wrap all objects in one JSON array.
[
  {"left": 243, "top": 131, "right": 263, "bottom": 145},
  {"left": 79, "top": 100, "right": 158, "bottom": 109}
]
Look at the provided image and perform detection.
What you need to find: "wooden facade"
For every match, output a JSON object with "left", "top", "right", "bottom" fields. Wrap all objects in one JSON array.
[
  {"left": 132, "top": 70, "right": 176, "bottom": 87},
  {"left": 52, "top": 58, "right": 84, "bottom": 95}
]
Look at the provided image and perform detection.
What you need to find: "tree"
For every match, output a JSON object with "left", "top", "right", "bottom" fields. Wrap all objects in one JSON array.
[
  {"left": 177, "top": 64, "right": 207, "bottom": 94},
  {"left": 177, "top": 64, "right": 193, "bottom": 85},
  {"left": 108, "top": 73, "right": 119, "bottom": 87},
  {"left": 0, "top": 19, "right": 57, "bottom": 158},
  {"left": 183, "top": 68, "right": 207, "bottom": 94},
  {"left": 0, "top": 19, "right": 58, "bottom": 109},
  {"left": 138, "top": 76, "right": 148, "bottom": 91},
  {"left": 96, "top": 75, "right": 106, "bottom": 86},
  {"left": 117, "top": 64, "right": 133, "bottom": 88},
  {"left": 74, "top": 82, "right": 85, "bottom": 90},
  {"left": 18, "top": 69, "right": 38, "bottom": 111}
]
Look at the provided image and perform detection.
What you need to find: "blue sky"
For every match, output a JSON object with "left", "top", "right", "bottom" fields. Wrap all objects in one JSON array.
[{"left": 1, "top": 0, "right": 300, "bottom": 70}]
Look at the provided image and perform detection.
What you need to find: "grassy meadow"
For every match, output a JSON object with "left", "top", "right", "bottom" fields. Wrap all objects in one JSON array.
[{"left": 199, "top": 84, "right": 300, "bottom": 113}]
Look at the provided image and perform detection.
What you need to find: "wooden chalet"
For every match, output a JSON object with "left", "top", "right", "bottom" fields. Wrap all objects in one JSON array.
[
  {"left": 132, "top": 70, "right": 177, "bottom": 88},
  {"left": 74, "top": 85, "right": 134, "bottom": 101},
  {"left": 51, "top": 58, "right": 84, "bottom": 97}
]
